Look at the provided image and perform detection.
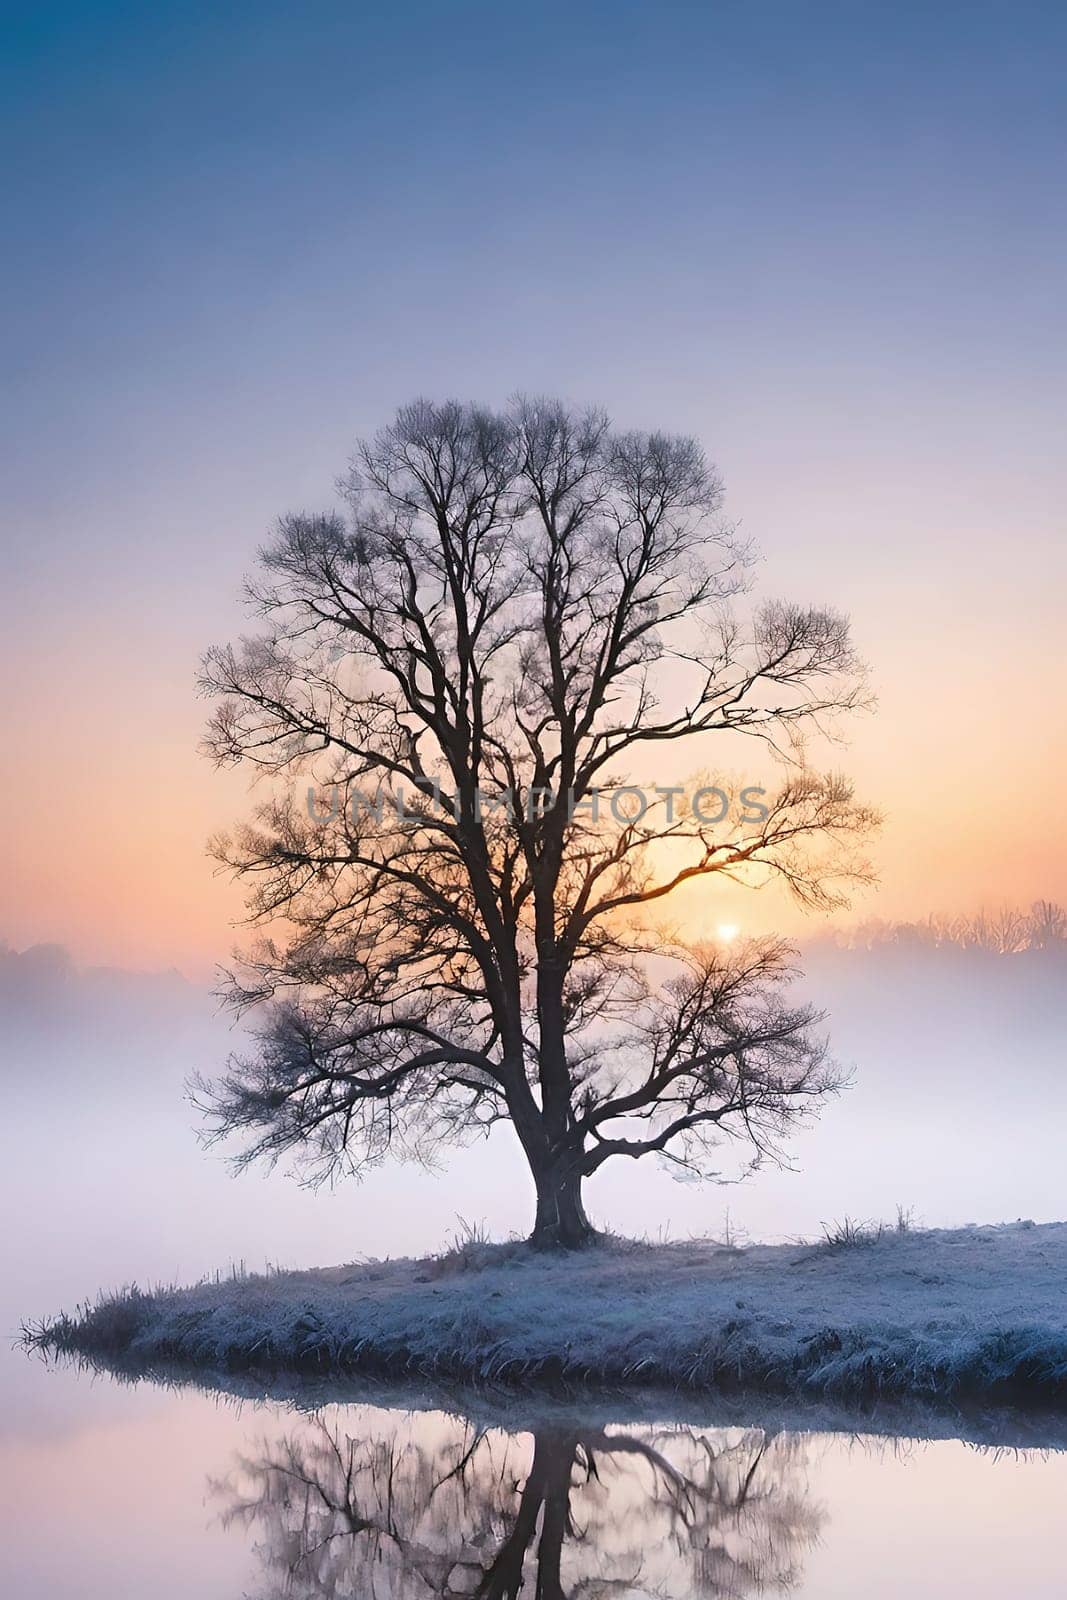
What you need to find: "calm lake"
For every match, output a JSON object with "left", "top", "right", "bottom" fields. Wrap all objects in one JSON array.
[{"left": 5, "top": 1344, "right": 1066, "bottom": 1598}]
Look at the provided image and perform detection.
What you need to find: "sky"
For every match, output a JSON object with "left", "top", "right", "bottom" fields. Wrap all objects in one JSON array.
[{"left": 2, "top": 0, "right": 1066, "bottom": 975}]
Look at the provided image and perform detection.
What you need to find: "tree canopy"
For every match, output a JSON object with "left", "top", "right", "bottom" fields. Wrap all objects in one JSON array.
[{"left": 197, "top": 397, "right": 874, "bottom": 1245}]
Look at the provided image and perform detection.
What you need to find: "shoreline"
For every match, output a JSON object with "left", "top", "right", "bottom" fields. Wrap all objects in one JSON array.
[{"left": 26, "top": 1220, "right": 1067, "bottom": 1414}]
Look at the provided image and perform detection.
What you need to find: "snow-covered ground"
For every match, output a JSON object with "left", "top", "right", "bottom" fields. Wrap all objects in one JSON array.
[{"left": 30, "top": 1220, "right": 1067, "bottom": 1410}]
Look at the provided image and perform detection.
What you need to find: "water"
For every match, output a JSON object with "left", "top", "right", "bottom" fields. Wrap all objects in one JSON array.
[
  {"left": 4, "top": 966, "right": 1067, "bottom": 1595},
  {"left": 5, "top": 1347, "right": 1066, "bottom": 1598}
]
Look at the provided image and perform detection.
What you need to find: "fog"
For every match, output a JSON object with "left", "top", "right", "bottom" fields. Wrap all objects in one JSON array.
[{"left": 4, "top": 936, "right": 1065, "bottom": 1336}]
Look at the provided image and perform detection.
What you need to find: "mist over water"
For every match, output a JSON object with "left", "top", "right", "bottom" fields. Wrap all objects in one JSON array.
[
  {"left": 4, "top": 933, "right": 1065, "bottom": 1342},
  {"left": 4, "top": 935, "right": 1066, "bottom": 1597}
]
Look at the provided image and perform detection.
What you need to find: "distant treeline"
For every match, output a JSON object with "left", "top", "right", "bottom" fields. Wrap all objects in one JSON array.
[{"left": 817, "top": 900, "right": 1067, "bottom": 955}]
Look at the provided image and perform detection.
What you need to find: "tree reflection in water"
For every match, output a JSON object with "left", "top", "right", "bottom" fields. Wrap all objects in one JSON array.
[{"left": 212, "top": 1407, "right": 823, "bottom": 1598}]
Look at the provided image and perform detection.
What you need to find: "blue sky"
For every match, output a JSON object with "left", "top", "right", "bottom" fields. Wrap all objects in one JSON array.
[{"left": 2, "top": 1, "right": 1066, "bottom": 966}]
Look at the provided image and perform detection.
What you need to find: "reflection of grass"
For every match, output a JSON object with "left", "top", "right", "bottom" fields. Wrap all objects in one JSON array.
[{"left": 23, "top": 1221, "right": 1067, "bottom": 1410}]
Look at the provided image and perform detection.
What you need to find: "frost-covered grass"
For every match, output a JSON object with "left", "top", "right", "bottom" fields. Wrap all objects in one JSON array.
[{"left": 24, "top": 1220, "right": 1067, "bottom": 1409}]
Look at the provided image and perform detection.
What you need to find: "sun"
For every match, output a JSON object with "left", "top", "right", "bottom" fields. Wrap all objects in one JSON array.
[{"left": 716, "top": 923, "right": 740, "bottom": 943}]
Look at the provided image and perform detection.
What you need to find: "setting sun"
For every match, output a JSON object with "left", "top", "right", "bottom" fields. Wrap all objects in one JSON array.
[{"left": 717, "top": 923, "right": 740, "bottom": 943}]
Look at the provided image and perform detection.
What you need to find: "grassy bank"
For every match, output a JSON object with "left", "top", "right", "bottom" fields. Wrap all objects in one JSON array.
[{"left": 25, "top": 1220, "right": 1067, "bottom": 1408}]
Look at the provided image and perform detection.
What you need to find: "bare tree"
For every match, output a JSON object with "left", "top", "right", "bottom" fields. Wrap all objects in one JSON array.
[
  {"left": 196, "top": 397, "right": 874, "bottom": 1246},
  {"left": 1029, "top": 899, "right": 1067, "bottom": 949},
  {"left": 212, "top": 1410, "right": 822, "bottom": 1598},
  {"left": 823, "top": 903, "right": 1067, "bottom": 955}
]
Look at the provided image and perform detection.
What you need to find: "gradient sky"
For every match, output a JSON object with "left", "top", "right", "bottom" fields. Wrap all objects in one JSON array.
[{"left": 2, "top": 1, "right": 1066, "bottom": 974}]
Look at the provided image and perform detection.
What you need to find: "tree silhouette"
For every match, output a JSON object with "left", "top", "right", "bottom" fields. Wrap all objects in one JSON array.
[
  {"left": 197, "top": 397, "right": 873, "bottom": 1244},
  {"left": 212, "top": 1408, "right": 823, "bottom": 1598}
]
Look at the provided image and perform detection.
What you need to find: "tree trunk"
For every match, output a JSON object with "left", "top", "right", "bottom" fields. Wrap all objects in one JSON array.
[{"left": 529, "top": 1160, "right": 597, "bottom": 1249}]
